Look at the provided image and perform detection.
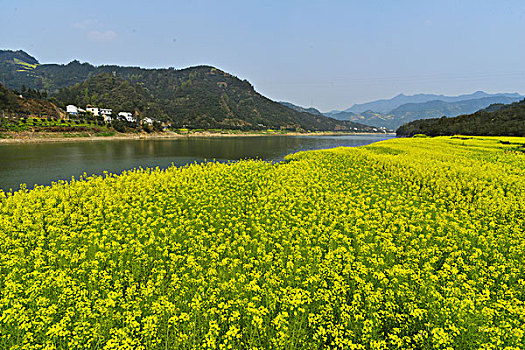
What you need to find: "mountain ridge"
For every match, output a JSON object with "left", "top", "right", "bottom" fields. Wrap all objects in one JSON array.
[
  {"left": 278, "top": 101, "right": 324, "bottom": 116},
  {"left": 345, "top": 91, "right": 522, "bottom": 114},
  {"left": 324, "top": 110, "right": 357, "bottom": 121},
  {"left": 0, "top": 49, "right": 373, "bottom": 132},
  {"left": 282, "top": 92, "right": 523, "bottom": 130},
  {"left": 396, "top": 98, "right": 525, "bottom": 136}
]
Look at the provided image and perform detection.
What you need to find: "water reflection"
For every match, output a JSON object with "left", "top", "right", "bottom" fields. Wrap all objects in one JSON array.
[{"left": 0, "top": 134, "right": 393, "bottom": 191}]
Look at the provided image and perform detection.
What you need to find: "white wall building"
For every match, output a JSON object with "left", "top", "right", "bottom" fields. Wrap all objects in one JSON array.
[
  {"left": 86, "top": 106, "right": 99, "bottom": 116},
  {"left": 66, "top": 105, "right": 78, "bottom": 115},
  {"left": 118, "top": 112, "right": 135, "bottom": 122},
  {"left": 142, "top": 117, "right": 154, "bottom": 125},
  {"left": 100, "top": 108, "right": 112, "bottom": 116},
  {"left": 103, "top": 115, "right": 113, "bottom": 123}
]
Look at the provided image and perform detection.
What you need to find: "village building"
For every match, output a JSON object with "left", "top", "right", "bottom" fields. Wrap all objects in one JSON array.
[
  {"left": 118, "top": 112, "right": 135, "bottom": 122},
  {"left": 86, "top": 106, "right": 100, "bottom": 116},
  {"left": 142, "top": 117, "right": 154, "bottom": 125},
  {"left": 66, "top": 105, "right": 78, "bottom": 115},
  {"left": 103, "top": 115, "right": 113, "bottom": 123},
  {"left": 100, "top": 108, "right": 112, "bottom": 116}
]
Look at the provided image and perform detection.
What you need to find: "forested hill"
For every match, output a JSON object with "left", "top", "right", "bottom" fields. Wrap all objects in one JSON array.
[
  {"left": 0, "top": 49, "right": 373, "bottom": 131},
  {"left": 396, "top": 99, "right": 525, "bottom": 136},
  {"left": 333, "top": 92, "right": 523, "bottom": 129},
  {"left": 53, "top": 74, "right": 160, "bottom": 119},
  {"left": 0, "top": 83, "right": 64, "bottom": 118}
]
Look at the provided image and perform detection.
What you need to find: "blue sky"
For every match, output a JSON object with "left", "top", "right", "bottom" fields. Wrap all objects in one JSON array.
[{"left": 1, "top": 0, "right": 524, "bottom": 111}]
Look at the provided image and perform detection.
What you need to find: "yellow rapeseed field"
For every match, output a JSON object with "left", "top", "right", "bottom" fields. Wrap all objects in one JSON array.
[{"left": 0, "top": 136, "right": 524, "bottom": 349}]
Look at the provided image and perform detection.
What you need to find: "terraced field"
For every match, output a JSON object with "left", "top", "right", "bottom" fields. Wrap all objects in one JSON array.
[{"left": 0, "top": 136, "right": 524, "bottom": 349}]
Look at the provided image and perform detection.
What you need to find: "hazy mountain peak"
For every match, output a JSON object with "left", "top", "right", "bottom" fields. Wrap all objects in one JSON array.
[
  {"left": 278, "top": 101, "right": 324, "bottom": 116},
  {"left": 345, "top": 91, "right": 523, "bottom": 114}
]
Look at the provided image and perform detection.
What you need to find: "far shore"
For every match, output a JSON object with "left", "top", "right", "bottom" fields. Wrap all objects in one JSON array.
[{"left": 0, "top": 131, "right": 395, "bottom": 144}]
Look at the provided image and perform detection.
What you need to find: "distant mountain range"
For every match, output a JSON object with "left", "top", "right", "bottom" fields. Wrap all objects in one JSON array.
[
  {"left": 342, "top": 92, "right": 523, "bottom": 129},
  {"left": 397, "top": 99, "right": 525, "bottom": 137},
  {"left": 356, "top": 96, "right": 523, "bottom": 130},
  {"left": 0, "top": 49, "right": 373, "bottom": 132},
  {"left": 285, "top": 91, "right": 523, "bottom": 130},
  {"left": 342, "top": 91, "right": 523, "bottom": 114},
  {"left": 385, "top": 96, "right": 522, "bottom": 128},
  {"left": 323, "top": 110, "right": 357, "bottom": 121},
  {"left": 278, "top": 102, "right": 324, "bottom": 116}
]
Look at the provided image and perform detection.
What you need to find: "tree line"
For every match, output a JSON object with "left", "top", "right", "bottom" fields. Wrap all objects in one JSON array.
[{"left": 397, "top": 99, "right": 525, "bottom": 136}]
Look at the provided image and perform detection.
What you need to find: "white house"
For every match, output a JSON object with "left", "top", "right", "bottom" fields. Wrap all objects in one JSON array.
[
  {"left": 142, "top": 117, "right": 154, "bottom": 125},
  {"left": 103, "top": 115, "right": 113, "bottom": 123},
  {"left": 86, "top": 106, "right": 99, "bottom": 116},
  {"left": 100, "top": 108, "right": 112, "bottom": 116},
  {"left": 118, "top": 112, "right": 135, "bottom": 122},
  {"left": 66, "top": 105, "right": 78, "bottom": 115}
]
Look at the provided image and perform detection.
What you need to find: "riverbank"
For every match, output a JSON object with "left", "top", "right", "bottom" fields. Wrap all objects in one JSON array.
[{"left": 0, "top": 130, "right": 395, "bottom": 144}]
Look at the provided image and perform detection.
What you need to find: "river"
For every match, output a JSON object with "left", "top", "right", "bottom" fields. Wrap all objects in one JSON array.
[{"left": 0, "top": 134, "right": 394, "bottom": 191}]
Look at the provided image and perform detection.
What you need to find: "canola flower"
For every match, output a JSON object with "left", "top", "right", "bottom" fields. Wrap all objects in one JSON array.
[{"left": 0, "top": 136, "right": 524, "bottom": 349}]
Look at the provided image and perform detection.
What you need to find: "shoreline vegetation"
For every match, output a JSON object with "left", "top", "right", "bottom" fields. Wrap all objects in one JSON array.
[{"left": 0, "top": 130, "right": 394, "bottom": 144}]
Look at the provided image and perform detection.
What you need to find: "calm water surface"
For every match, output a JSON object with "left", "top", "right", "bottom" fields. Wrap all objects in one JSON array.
[{"left": 0, "top": 134, "right": 393, "bottom": 191}]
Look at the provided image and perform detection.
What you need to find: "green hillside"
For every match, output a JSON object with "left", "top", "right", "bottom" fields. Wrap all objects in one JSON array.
[
  {"left": 0, "top": 83, "right": 63, "bottom": 118},
  {"left": 0, "top": 50, "right": 373, "bottom": 131},
  {"left": 53, "top": 73, "right": 161, "bottom": 120},
  {"left": 396, "top": 98, "right": 525, "bottom": 136},
  {"left": 386, "top": 96, "right": 522, "bottom": 129},
  {"left": 334, "top": 93, "right": 523, "bottom": 129}
]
